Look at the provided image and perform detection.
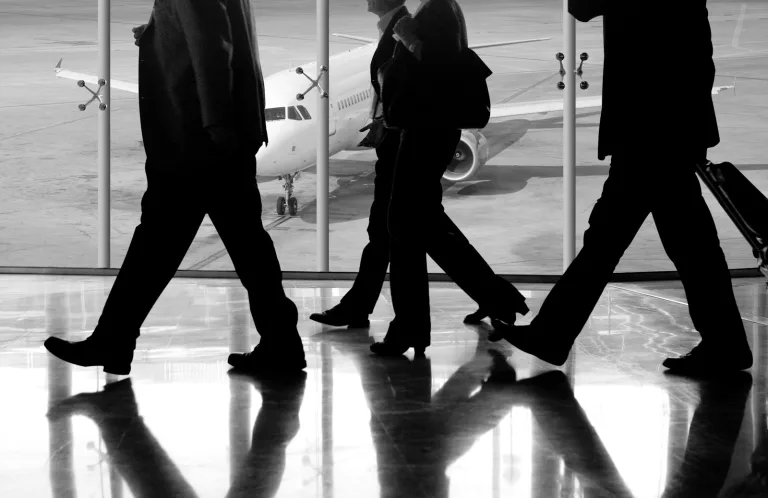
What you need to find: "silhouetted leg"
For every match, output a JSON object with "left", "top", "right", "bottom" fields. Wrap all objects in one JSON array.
[
  {"left": 48, "top": 380, "right": 198, "bottom": 498},
  {"left": 429, "top": 347, "right": 516, "bottom": 466},
  {"left": 207, "top": 155, "right": 301, "bottom": 350},
  {"left": 346, "top": 350, "right": 431, "bottom": 497},
  {"left": 387, "top": 128, "right": 461, "bottom": 343},
  {"left": 341, "top": 130, "right": 400, "bottom": 313},
  {"left": 530, "top": 155, "right": 652, "bottom": 344},
  {"left": 226, "top": 374, "right": 306, "bottom": 498},
  {"left": 652, "top": 161, "right": 749, "bottom": 353},
  {"left": 95, "top": 164, "right": 206, "bottom": 341},
  {"left": 518, "top": 372, "right": 634, "bottom": 498},
  {"left": 662, "top": 374, "right": 753, "bottom": 497},
  {"left": 431, "top": 339, "right": 493, "bottom": 409},
  {"left": 427, "top": 212, "right": 527, "bottom": 317}
]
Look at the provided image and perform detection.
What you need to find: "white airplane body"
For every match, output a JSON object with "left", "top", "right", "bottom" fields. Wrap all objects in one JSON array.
[{"left": 54, "top": 34, "right": 735, "bottom": 214}]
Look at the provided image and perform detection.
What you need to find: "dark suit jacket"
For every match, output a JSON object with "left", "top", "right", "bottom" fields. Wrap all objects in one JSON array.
[
  {"left": 377, "top": 0, "right": 468, "bottom": 126},
  {"left": 138, "top": 0, "right": 268, "bottom": 165},
  {"left": 370, "top": 7, "right": 411, "bottom": 119},
  {"left": 570, "top": 0, "right": 719, "bottom": 160}
]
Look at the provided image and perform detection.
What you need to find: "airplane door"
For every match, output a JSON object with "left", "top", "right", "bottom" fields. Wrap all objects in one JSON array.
[{"left": 329, "top": 102, "right": 337, "bottom": 136}]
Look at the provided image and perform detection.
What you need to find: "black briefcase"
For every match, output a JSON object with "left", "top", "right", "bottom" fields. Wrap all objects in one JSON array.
[{"left": 695, "top": 161, "right": 768, "bottom": 279}]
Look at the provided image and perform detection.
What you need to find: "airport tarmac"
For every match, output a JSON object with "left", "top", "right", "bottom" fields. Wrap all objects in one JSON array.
[{"left": 0, "top": 0, "right": 767, "bottom": 274}]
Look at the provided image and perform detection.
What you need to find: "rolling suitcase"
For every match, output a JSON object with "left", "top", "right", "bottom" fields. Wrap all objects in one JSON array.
[{"left": 695, "top": 161, "right": 768, "bottom": 280}]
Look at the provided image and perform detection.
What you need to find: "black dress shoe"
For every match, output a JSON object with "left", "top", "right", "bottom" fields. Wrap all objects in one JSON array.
[
  {"left": 44, "top": 334, "right": 136, "bottom": 375},
  {"left": 662, "top": 343, "right": 752, "bottom": 376},
  {"left": 228, "top": 344, "right": 307, "bottom": 373},
  {"left": 495, "top": 324, "right": 571, "bottom": 366},
  {"left": 464, "top": 308, "right": 505, "bottom": 328},
  {"left": 370, "top": 319, "right": 428, "bottom": 357},
  {"left": 47, "top": 378, "right": 137, "bottom": 422},
  {"left": 466, "top": 299, "right": 530, "bottom": 337},
  {"left": 310, "top": 305, "right": 370, "bottom": 328}
]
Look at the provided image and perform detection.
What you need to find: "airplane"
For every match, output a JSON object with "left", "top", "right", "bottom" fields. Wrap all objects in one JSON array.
[{"left": 54, "top": 35, "right": 736, "bottom": 216}]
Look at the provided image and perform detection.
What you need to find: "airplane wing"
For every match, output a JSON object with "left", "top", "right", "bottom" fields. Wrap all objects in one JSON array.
[
  {"left": 491, "top": 85, "right": 733, "bottom": 119},
  {"left": 490, "top": 96, "right": 603, "bottom": 118},
  {"left": 469, "top": 38, "right": 551, "bottom": 50},
  {"left": 332, "top": 33, "right": 376, "bottom": 44},
  {"left": 332, "top": 33, "right": 551, "bottom": 49},
  {"left": 54, "top": 59, "right": 138, "bottom": 94}
]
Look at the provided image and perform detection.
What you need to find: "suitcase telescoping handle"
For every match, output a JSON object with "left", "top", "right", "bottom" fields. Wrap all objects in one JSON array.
[{"left": 695, "top": 161, "right": 768, "bottom": 281}]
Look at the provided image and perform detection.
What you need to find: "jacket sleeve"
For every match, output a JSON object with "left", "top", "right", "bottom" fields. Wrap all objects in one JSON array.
[{"left": 172, "top": 0, "right": 235, "bottom": 129}]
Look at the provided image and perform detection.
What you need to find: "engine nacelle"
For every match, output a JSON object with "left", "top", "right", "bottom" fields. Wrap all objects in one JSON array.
[{"left": 442, "top": 130, "right": 489, "bottom": 182}]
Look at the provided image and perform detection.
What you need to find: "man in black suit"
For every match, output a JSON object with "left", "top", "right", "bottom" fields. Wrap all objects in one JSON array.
[
  {"left": 499, "top": 1, "right": 753, "bottom": 375},
  {"left": 44, "top": 0, "right": 306, "bottom": 374},
  {"left": 312, "top": 0, "right": 526, "bottom": 333}
]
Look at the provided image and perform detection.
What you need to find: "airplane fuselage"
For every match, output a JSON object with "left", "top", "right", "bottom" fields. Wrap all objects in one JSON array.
[{"left": 255, "top": 43, "right": 378, "bottom": 177}]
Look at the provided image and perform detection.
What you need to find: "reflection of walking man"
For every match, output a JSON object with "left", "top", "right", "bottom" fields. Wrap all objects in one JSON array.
[
  {"left": 312, "top": 0, "right": 528, "bottom": 348},
  {"left": 44, "top": 0, "right": 306, "bottom": 374},
  {"left": 500, "top": 1, "right": 752, "bottom": 375}
]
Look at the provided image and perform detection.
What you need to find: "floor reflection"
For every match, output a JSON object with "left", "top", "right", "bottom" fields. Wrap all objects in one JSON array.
[
  {"left": 0, "top": 275, "right": 765, "bottom": 497},
  {"left": 316, "top": 328, "right": 635, "bottom": 498}
]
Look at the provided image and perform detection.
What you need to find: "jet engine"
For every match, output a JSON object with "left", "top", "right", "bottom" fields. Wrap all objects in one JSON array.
[{"left": 442, "top": 130, "right": 489, "bottom": 182}]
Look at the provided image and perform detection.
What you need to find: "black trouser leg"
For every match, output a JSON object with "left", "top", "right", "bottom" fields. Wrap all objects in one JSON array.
[
  {"left": 388, "top": 128, "right": 462, "bottom": 343},
  {"left": 207, "top": 155, "right": 300, "bottom": 348},
  {"left": 426, "top": 212, "right": 527, "bottom": 313},
  {"left": 532, "top": 151, "right": 747, "bottom": 351},
  {"left": 340, "top": 130, "right": 400, "bottom": 313},
  {"left": 95, "top": 164, "right": 205, "bottom": 341},
  {"left": 388, "top": 128, "right": 524, "bottom": 344},
  {"left": 530, "top": 154, "right": 653, "bottom": 342},
  {"left": 651, "top": 163, "right": 748, "bottom": 350}
]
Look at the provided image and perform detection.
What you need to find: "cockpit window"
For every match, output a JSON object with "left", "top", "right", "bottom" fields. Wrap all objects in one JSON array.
[
  {"left": 297, "top": 105, "right": 312, "bottom": 120},
  {"left": 265, "top": 107, "right": 286, "bottom": 121},
  {"left": 288, "top": 107, "right": 302, "bottom": 120}
]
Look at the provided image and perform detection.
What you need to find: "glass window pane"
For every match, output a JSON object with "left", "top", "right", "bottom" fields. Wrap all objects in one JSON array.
[
  {"left": 287, "top": 106, "right": 302, "bottom": 120},
  {"left": 265, "top": 107, "right": 286, "bottom": 121},
  {"left": 329, "top": 2, "right": 574, "bottom": 275}
]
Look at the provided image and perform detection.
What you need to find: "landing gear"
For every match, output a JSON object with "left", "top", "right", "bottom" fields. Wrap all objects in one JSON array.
[{"left": 276, "top": 172, "right": 300, "bottom": 216}]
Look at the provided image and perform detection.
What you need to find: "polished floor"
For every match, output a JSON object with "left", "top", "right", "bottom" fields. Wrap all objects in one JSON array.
[{"left": 0, "top": 274, "right": 766, "bottom": 498}]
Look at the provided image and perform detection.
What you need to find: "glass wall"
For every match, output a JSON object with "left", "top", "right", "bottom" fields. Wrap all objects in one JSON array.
[
  {"left": 1, "top": 0, "right": 766, "bottom": 275},
  {"left": 0, "top": 0, "right": 136, "bottom": 268},
  {"left": 327, "top": 0, "right": 574, "bottom": 274},
  {"left": 578, "top": 0, "right": 768, "bottom": 273}
]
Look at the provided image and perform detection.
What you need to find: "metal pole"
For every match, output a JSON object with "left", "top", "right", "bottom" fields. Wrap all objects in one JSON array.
[
  {"left": 316, "top": 0, "right": 330, "bottom": 271},
  {"left": 563, "top": 2, "right": 576, "bottom": 270},
  {"left": 98, "top": 0, "right": 111, "bottom": 268}
]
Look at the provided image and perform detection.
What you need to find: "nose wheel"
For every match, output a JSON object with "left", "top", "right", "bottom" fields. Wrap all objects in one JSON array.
[{"left": 277, "top": 173, "right": 300, "bottom": 216}]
